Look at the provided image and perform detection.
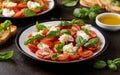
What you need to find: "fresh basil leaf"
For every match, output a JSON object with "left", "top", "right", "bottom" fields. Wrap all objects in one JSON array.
[
  {"left": 51, "top": 53, "right": 58, "bottom": 60},
  {"left": 47, "top": 30, "right": 60, "bottom": 37},
  {"left": 113, "top": 58, "right": 120, "bottom": 65},
  {"left": 39, "top": 4, "right": 47, "bottom": 9},
  {"left": 90, "top": 6, "right": 102, "bottom": 12},
  {"left": 0, "top": 51, "right": 14, "bottom": 60},
  {"left": 89, "top": 12, "right": 98, "bottom": 20},
  {"left": 24, "top": 37, "right": 34, "bottom": 45},
  {"left": 73, "top": 8, "right": 89, "bottom": 18},
  {"left": 93, "top": 60, "right": 107, "bottom": 69},
  {"left": 81, "top": 28, "right": 88, "bottom": 33},
  {"left": 62, "top": 0, "right": 78, "bottom": 7},
  {"left": 115, "top": 1, "right": 120, "bottom": 6},
  {"left": 34, "top": 34, "right": 43, "bottom": 40},
  {"left": 36, "top": 21, "right": 46, "bottom": 30},
  {"left": 2, "top": 20, "right": 12, "bottom": 30},
  {"left": 76, "top": 36, "right": 87, "bottom": 46},
  {"left": 22, "top": 8, "right": 36, "bottom": 17},
  {"left": 54, "top": 43, "right": 64, "bottom": 52},
  {"left": 59, "top": 21, "right": 71, "bottom": 26},
  {"left": 61, "top": 29, "right": 71, "bottom": 35},
  {"left": 0, "top": 20, "right": 12, "bottom": 32},
  {"left": 84, "top": 38, "right": 99, "bottom": 47},
  {"left": 71, "top": 19, "right": 84, "bottom": 24},
  {"left": 108, "top": 63, "right": 117, "bottom": 71}
]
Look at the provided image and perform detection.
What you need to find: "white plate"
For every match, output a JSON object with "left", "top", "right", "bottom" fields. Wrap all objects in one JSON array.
[
  {"left": 16, "top": 21, "right": 107, "bottom": 63},
  {"left": 0, "top": 0, "right": 55, "bottom": 18}
]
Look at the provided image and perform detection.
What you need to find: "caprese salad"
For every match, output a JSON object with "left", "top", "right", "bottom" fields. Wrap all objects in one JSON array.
[
  {"left": 0, "top": 0, "right": 49, "bottom": 18},
  {"left": 24, "top": 19, "right": 101, "bottom": 61}
]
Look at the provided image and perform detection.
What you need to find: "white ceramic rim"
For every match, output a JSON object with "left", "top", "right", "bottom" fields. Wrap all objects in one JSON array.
[{"left": 96, "top": 12, "right": 120, "bottom": 27}]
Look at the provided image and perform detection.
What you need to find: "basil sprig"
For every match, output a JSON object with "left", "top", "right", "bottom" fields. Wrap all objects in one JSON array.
[
  {"left": 36, "top": 21, "right": 46, "bottom": 30},
  {"left": 47, "top": 30, "right": 60, "bottom": 37},
  {"left": 24, "top": 34, "right": 43, "bottom": 45},
  {"left": 84, "top": 38, "right": 99, "bottom": 47},
  {"left": 54, "top": 43, "right": 64, "bottom": 52},
  {"left": 0, "top": 20, "right": 12, "bottom": 32},
  {"left": 22, "top": 8, "right": 36, "bottom": 17},
  {"left": 51, "top": 53, "right": 58, "bottom": 61},
  {"left": 0, "top": 51, "right": 14, "bottom": 60},
  {"left": 58, "top": 21, "right": 71, "bottom": 26},
  {"left": 76, "top": 36, "right": 87, "bottom": 46},
  {"left": 60, "top": 29, "right": 71, "bottom": 35},
  {"left": 62, "top": 0, "right": 78, "bottom": 7},
  {"left": 71, "top": 19, "right": 84, "bottom": 24}
]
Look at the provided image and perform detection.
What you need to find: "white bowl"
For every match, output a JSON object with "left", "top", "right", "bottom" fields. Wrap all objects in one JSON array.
[{"left": 96, "top": 12, "right": 120, "bottom": 31}]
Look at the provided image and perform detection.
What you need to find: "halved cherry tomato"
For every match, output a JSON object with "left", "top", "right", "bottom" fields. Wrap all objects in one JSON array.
[
  {"left": 68, "top": 29, "right": 76, "bottom": 37},
  {"left": 33, "top": 39, "right": 39, "bottom": 46},
  {"left": 36, "top": 50, "right": 51, "bottom": 60},
  {"left": 78, "top": 50, "right": 93, "bottom": 58},
  {"left": 13, "top": 11, "right": 23, "bottom": 18},
  {"left": 54, "top": 41, "right": 61, "bottom": 44},
  {"left": 57, "top": 54, "right": 69, "bottom": 61},
  {"left": 28, "top": 34, "right": 32, "bottom": 38},
  {"left": 27, "top": 44, "right": 39, "bottom": 53},
  {"left": 40, "top": 39, "right": 54, "bottom": 48},
  {"left": 69, "top": 54, "right": 79, "bottom": 60},
  {"left": 42, "top": 37, "right": 55, "bottom": 41},
  {"left": 88, "top": 30, "right": 97, "bottom": 38},
  {"left": 78, "top": 46, "right": 83, "bottom": 53},
  {"left": 42, "top": 29, "right": 49, "bottom": 35},
  {"left": 15, "top": 2, "right": 27, "bottom": 10}
]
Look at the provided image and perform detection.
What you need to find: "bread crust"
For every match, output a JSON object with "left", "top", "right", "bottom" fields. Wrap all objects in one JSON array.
[
  {"left": 0, "top": 25, "right": 17, "bottom": 45},
  {"left": 80, "top": 0, "right": 98, "bottom": 7},
  {"left": 0, "top": 27, "right": 11, "bottom": 45}
]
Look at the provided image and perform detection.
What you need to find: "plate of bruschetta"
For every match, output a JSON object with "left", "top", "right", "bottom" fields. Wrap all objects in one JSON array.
[
  {"left": 80, "top": 0, "right": 120, "bottom": 13},
  {"left": 16, "top": 19, "right": 107, "bottom": 63},
  {"left": 0, "top": 0, "right": 55, "bottom": 18}
]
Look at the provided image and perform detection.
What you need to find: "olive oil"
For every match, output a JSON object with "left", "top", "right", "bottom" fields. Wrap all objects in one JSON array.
[{"left": 98, "top": 15, "right": 120, "bottom": 25}]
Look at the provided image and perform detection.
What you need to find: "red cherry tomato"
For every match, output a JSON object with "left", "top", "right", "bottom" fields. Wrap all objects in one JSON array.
[
  {"left": 69, "top": 54, "right": 79, "bottom": 60},
  {"left": 27, "top": 44, "right": 39, "bottom": 53},
  {"left": 78, "top": 50, "right": 93, "bottom": 58},
  {"left": 57, "top": 54, "right": 69, "bottom": 61},
  {"left": 36, "top": 50, "right": 51, "bottom": 60},
  {"left": 88, "top": 30, "right": 97, "bottom": 38}
]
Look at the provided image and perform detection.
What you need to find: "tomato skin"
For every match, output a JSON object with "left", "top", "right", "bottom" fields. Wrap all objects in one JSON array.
[
  {"left": 57, "top": 54, "right": 69, "bottom": 61},
  {"left": 40, "top": 40, "right": 54, "bottom": 48},
  {"left": 36, "top": 50, "right": 51, "bottom": 60},
  {"left": 42, "top": 29, "right": 49, "bottom": 35},
  {"left": 27, "top": 44, "right": 39, "bottom": 53},
  {"left": 69, "top": 54, "right": 79, "bottom": 60},
  {"left": 13, "top": 10, "right": 23, "bottom": 18},
  {"left": 88, "top": 30, "right": 97, "bottom": 38},
  {"left": 78, "top": 50, "right": 93, "bottom": 58}
]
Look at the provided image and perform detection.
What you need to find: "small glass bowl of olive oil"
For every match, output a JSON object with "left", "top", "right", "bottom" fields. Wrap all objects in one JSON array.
[{"left": 96, "top": 13, "right": 120, "bottom": 31}]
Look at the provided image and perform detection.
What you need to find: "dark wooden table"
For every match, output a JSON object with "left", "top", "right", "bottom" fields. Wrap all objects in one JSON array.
[{"left": 0, "top": 0, "right": 120, "bottom": 75}]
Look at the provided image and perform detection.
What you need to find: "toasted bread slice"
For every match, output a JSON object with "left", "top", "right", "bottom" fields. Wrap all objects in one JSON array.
[
  {"left": 109, "top": 3, "right": 120, "bottom": 13},
  {"left": 10, "top": 25, "right": 17, "bottom": 37},
  {"left": 0, "top": 25, "right": 17, "bottom": 45},
  {"left": 97, "top": 0, "right": 120, "bottom": 13},
  {"left": 0, "top": 27, "right": 11, "bottom": 45},
  {"left": 80, "top": 0, "right": 98, "bottom": 7}
]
